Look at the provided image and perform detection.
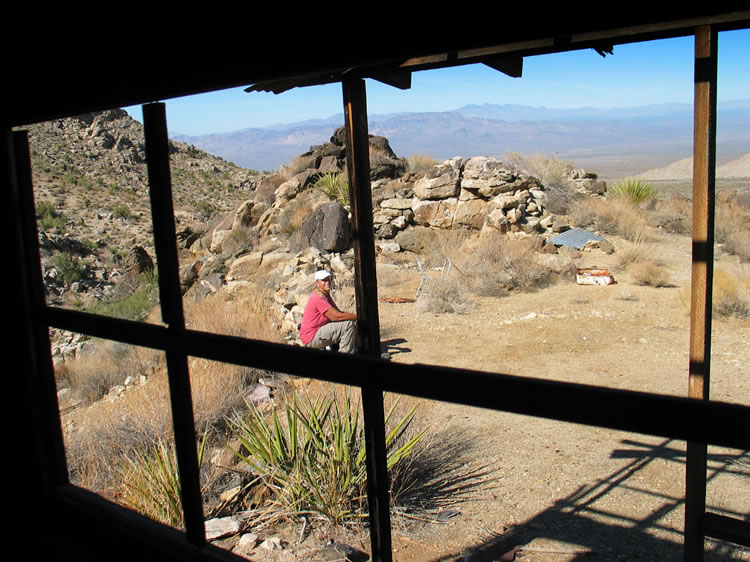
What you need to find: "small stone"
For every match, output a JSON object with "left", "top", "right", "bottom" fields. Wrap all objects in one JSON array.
[
  {"left": 205, "top": 516, "right": 240, "bottom": 541},
  {"left": 238, "top": 533, "right": 259, "bottom": 548},
  {"left": 261, "top": 537, "right": 284, "bottom": 550}
]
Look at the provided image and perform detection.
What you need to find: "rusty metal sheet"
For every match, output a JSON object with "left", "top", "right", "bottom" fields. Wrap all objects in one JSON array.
[{"left": 576, "top": 267, "right": 615, "bottom": 285}]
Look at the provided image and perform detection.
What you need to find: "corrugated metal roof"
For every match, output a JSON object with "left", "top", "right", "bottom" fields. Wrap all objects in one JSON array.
[{"left": 549, "top": 227, "right": 605, "bottom": 249}]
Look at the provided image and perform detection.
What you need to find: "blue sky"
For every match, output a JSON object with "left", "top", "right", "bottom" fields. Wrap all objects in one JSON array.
[{"left": 126, "top": 29, "right": 749, "bottom": 136}]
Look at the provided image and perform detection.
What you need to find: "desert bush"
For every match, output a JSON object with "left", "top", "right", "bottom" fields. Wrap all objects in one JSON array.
[
  {"left": 87, "top": 272, "right": 158, "bottom": 321},
  {"left": 407, "top": 154, "right": 439, "bottom": 174},
  {"left": 37, "top": 199, "right": 67, "bottom": 231},
  {"left": 227, "top": 389, "right": 425, "bottom": 525},
  {"left": 118, "top": 434, "right": 206, "bottom": 528},
  {"left": 504, "top": 151, "right": 577, "bottom": 214},
  {"left": 570, "top": 197, "right": 649, "bottom": 242},
  {"left": 279, "top": 198, "right": 314, "bottom": 238},
  {"left": 616, "top": 241, "right": 654, "bottom": 270},
  {"left": 608, "top": 178, "right": 657, "bottom": 204},
  {"left": 417, "top": 277, "right": 473, "bottom": 314},
  {"left": 112, "top": 202, "right": 133, "bottom": 220},
  {"left": 715, "top": 198, "right": 750, "bottom": 245},
  {"left": 314, "top": 172, "right": 349, "bottom": 207},
  {"left": 51, "top": 251, "right": 86, "bottom": 285},
  {"left": 713, "top": 269, "right": 750, "bottom": 319},
  {"left": 723, "top": 231, "right": 750, "bottom": 262},
  {"left": 464, "top": 233, "right": 551, "bottom": 295},
  {"left": 65, "top": 291, "right": 280, "bottom": 498},
  {"left": 627, "top": 261, "right": 671, "bottom": 287}
]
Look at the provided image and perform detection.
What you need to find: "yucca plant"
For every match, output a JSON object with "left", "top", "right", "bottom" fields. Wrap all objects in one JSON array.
[
  {"left": 608, "top": 177, "right": 658, "bottom": 204},
  {"left": 118, "top": 434, "right": 207, "bottom": 528},
  {"left": 314, "top": 172, "right": 349, "bottom": 207},
  {"left": 227, "top": 389, "right": 424, "bottom": 525}
]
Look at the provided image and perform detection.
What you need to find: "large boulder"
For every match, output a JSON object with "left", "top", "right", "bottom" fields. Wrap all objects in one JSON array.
[
  {"left": 298, "top": 202, "right": 351, "bottom": 253},
  {"left": 413, "top": 157, "right": 462, "bottom": 200}
]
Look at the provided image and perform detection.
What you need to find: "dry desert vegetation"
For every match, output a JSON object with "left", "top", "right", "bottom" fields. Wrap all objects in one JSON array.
[{"left": 48, "top": 147, "right": 748, "bottom": 560}]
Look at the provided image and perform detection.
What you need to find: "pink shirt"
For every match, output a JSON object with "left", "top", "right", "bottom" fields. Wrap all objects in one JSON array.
[{"left": 300, "top": 292, "right": 333, "bottom": 344}]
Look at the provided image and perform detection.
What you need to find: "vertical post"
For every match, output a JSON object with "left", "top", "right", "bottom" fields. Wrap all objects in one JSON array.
[
  {"left": 685, "top": 25, "right": 717, "bottom": 562},
  {"left": 7, "top": 129, "right": 69, "bottom": 492},
  {"left": 142, "top": 103, "right": 205, "bottom": 545},
  {"left": 342, "top": 77, "right": 392, "bottom": 561}
]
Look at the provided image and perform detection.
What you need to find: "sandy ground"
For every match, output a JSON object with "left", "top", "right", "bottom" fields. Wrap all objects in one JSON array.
[
  {"left": 371, "top": 231, "right": 749, "bottom": 561},
  {"left": 227, "top": 229, "right": 748, "bottom": 561}
]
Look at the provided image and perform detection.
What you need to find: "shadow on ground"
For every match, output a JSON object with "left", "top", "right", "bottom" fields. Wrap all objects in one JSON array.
[{"left": 423, "top": 439, "right": 749, "bottom": 561}]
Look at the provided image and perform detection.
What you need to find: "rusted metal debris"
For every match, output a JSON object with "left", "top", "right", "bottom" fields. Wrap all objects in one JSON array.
[
  {"left": 379, "top": 297, "right": 416, "bottom": 303},
  {"left": 576, "top": 267, "right": 615, "bottom": 285}
]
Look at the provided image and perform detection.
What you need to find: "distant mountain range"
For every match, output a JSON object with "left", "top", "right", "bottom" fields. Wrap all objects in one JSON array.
[{"left": 173, "top": 101, "right": 750, "bottom": 178}]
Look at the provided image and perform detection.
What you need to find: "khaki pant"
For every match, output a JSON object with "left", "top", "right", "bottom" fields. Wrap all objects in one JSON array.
[{"left": 306, "top": 320, "right": 356, "bottom": 354}]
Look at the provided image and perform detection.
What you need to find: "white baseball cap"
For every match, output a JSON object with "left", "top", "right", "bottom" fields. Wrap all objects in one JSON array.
[{"left": 314, "top": 270, "right": 331, "bottom": 281}]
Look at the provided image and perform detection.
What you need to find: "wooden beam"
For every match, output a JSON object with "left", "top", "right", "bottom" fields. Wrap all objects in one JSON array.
[
  {"left": 142, "top": 103, "right": 205, "bottom": 546},
  {"left": 10, "top": 130, "right": 70, "bottom": 488},
  {"left": 342, "top": 77, "right": 392, "bottom": 562},
  {"left": 685, "top": 24, "right": 718, "bottom": 562},
  {"left": 482, "top": 55, "right": 524, "bottom": 78}
]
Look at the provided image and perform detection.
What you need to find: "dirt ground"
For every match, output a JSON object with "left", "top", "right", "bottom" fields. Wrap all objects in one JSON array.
[{"left": 230, "top": 229, "right": 749, "bottom": 561}]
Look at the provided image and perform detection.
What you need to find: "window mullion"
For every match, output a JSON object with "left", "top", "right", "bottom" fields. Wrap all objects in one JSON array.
[
  {"left": 142, "top": 102, "right": 205, "bottom": 545},
  {"left": 342, "top": 77, "right": 392, "bottom": 562}
]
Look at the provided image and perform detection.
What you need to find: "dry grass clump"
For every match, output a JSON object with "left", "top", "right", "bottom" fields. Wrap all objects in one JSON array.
[
  {"left": 63, "top": 342, "right": 159, "bottom": 405},
  {"left": 616, "top": 241, "right": 654, "bottom": 270},
  {"left": 627, "top": 261, "right": 671, "bottom": 287},
  {"left": 417, "top": 277, "right": 473, "bottom": 314},
  {"left": 570, "top": 197, "right": 649, "bottom": 242},
  {"left": 504, "top": 151, "right": 576, "bottom": 213},
  {"left": 713, "top": 269, "right": 750, "bottom": 319},
  {"left": 723, "top": 231, "right": 750, "bottom": 262},
  {"left": 463, "top": 233, "right": 551, "bottom": 295},
  {"left": 278, "top": 197, "right": 314, "bottom": 238},
  {"left": 407, "top": 154, "right": 439, "bottom": 174},
  {"left": 64, "top": 291, "right": 282, "bottom": 502}
]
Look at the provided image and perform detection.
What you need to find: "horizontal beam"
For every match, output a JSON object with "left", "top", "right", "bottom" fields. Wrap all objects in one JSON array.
[
  {"left": 703, "top": 513, "right": 750, "bottom": 547},
  {"left": 43, "top": 306, "right": 750, "bottom": 449}
]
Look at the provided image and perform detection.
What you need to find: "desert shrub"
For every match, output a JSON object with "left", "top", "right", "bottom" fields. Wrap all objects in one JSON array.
[
  {"left": 627, "top": 261, "right": 671, "bottom": 287},
  {"left": 608, "top": 178, "right": 658, "bottom": 204},
  {"left": 37, "top": 199, "right": 67, "bottom": 231},
  {"left": 649, "top": 194, "right": 692, "bottom": 234},
  {"left": 314, "top": 172, "right": 349, "bottom": 207},
  {"left": 65, "top": 291, "right": 279, "bottom": 497},
  {"left": 464, "top": 233, "right": 551, "bottom": 295},
  {"left": 505, "top": 151, "right": 577, "bottom": 214},
  {"left": 51, "top": 251, "right": 85, "bottom": 284},
  {"left": 118, "top": 434, "right": 206, "bottom": 529},
  {"left": 227, "top": 389, "right": 425, "bottom": 525},
  {"left": 417, "top": 277, "right": 473, "bottom": 314},
  {"left": 616, "top": 241, "right": 654, "bottom": 270},
  {"left": 112, "top": 202, "right": 133, "bottom": 220},
  {"left": 570, "top": 198, "right": 648, "bottom": 242},
  {"left": 407, "top": 154, "right": 439, "bottom": 174},
  {"left": 723, "top": 231, "right": 750, "bottom": 262},
  {"left": 715, "top": 197, "right": 750, "bottom": 245},
  {"left": 88, "top": 272, "right": 158, "bottom": 321},
  {"left": 279, "top": 198, "right": 314, "bottom": 237},
  {"left": 713, "top": 269, "right": 750, "bottom": 318}
]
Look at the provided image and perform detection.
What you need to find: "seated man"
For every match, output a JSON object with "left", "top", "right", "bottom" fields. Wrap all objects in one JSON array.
[{"left": 299, "top": 270, "right": 357, "bottom": 353}]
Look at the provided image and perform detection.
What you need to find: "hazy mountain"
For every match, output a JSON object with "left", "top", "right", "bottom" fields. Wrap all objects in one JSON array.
[{"left": 174, "top": 100, "right": 750, "bottom": 177}]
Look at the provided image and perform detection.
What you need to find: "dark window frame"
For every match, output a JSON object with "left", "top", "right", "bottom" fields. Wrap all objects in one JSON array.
[{"left": 7, "top": 22, "right": 750, "bottom": 562}]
